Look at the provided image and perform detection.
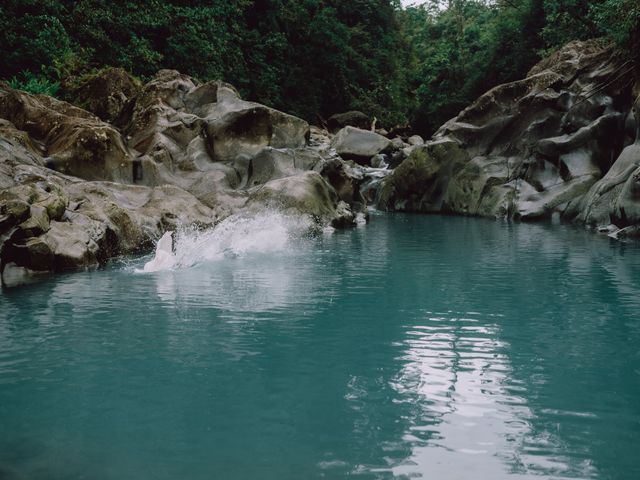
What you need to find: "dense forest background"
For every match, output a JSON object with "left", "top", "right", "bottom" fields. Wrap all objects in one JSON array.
[{"left": 1, "top": 0, "right": 638, "bottom": 136}]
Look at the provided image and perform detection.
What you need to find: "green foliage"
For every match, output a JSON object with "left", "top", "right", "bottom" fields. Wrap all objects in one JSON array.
[
  {"left": 590, "top": 0, "right": 640, "bottom": 51},
  {"left": 8, "top": 71, "right": 60, "bottom": 96},
  {"left": 540, "top": 0, "right": 596, "bottom": 49},
  {"left": 401, "top": 0, "right": 540, "bottom": 135},
  {"left": 0, "top": 0, "right": 410, "bottom": 126},
  {"left": 401, "top": 0, "right": 638, "bottom": 136},
  {"left": 0, "top": 0, "right": 637, "bottom": 134}
]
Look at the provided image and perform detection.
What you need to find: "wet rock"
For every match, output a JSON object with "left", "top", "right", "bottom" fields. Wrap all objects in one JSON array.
[
  {"left": 0, "top": 198, "right": 30, "bottom": 234},
  {"left": 247, "top": 171, "right": 356, "bottom": 227},
  {"left": 388, "top": 150, "right": 406, "bottom": 169},
  {"left": 370, "top": 154, "right": 388, "bottom": 169},
  {"left": 240, "top": 147, "right": 322, "bottom": 188},
  {"left": 318, "top": 158, "right": 366, "bottom": 208},
  {"left": 578, "top": 144, "right": 640, "bottom": 226},
  {"left": 44, "top": 221, "right": 100, "bottom": 271},
  {"left": 610, "top": 224, "right": 640, "bottom": 240},
  {"left": 442, "top": 155, "right": 513, "bottom": 217},
  {"left": 390, "top": 137, "right": 405, "bottom": 151},
  {"left": 17, "top": 205, "right": 50, "bottom": 238},
  {"left": 401, "top": 146, "right": 415, "bottom": 159},
  {"left": 309, "top": 126, "right": 332, "bottom": 149}
]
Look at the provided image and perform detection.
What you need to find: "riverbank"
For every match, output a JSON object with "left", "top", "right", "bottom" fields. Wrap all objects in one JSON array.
[{"left": 1, "top": 39, "right": 639, "bottom": 288}]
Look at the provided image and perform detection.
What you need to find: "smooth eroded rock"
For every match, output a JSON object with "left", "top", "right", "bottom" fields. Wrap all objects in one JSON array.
[{"left": 331, "top": 126, "right": 391, "bottom": 164}]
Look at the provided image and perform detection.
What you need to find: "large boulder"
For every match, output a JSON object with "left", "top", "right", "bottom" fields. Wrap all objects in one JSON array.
[
  {"left": 204, "top": 85, "right": 310, "bottom": 162},
  {"left": 378, "top": 140, "right": 469, "bottom": 212},
  {"left": 568, "top": 93, "right": 640, "bottom": 227},
  {"left": 246, "top": 171, "right": 357, "bottom": 227},
  {"left": 114, "top": 70, "right": 315, "bottom": 208},
  {"left": 318, "top": 157, "right": 366, "bottom": 208},
  {"left": 331, "top": 126, "right": 391, "bottom": 164},
  {"left": 238, "top": 147, "right": 322, "bottom": 188},
  {"left": 577, "top": 143, "right": 640, "bottom": 226},
  {"left": 124, "top": 70, "right": 309, "bottom": 169}
]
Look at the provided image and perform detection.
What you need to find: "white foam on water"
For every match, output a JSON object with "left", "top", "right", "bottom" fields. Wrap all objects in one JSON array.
[{"left": 140, "top": 210, "right": 316, "bottom": 272}]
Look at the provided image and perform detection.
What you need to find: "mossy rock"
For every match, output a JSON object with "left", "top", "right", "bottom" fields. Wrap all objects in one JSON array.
[
  {"left": 63, "top": 67, "right": 142, "bottom": 124},
  {"left": 378, "top": 140, "right": 469, "bottom": 212}
]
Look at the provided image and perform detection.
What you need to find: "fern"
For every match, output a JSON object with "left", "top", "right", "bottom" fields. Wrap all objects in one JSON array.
[{"left": 8, "top": 71, "right": 60, "bottom": 96}]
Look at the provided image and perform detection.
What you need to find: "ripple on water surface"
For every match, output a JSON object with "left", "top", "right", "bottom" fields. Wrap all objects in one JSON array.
[{"left": 1, "top": 214, "right": 639, "bottom": 480}]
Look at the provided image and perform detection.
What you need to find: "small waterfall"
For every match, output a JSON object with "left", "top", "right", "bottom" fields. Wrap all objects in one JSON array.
[{"left": 359, "top": 166, "right": 392, "bottom": 206}]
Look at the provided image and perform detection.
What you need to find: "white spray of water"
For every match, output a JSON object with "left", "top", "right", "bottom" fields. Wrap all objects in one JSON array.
[
  {"left": 143, "top": 232, "right": 176, "bottom": 272},
  {"left": 142, "top": 210, "right": 316, "bottom": 272}
]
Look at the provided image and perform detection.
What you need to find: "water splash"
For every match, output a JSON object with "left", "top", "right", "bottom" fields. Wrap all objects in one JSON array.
[
  {"left": 143, "top": 232, "right": 176, "bottom": 272},
  {"left": 142, "top": 210, "right": 317, "bottom": 272}
]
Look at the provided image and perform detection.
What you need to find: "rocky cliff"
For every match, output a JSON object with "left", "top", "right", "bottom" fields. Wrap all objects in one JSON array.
[
  {"left": 378, "top": 39, "right": 640, "bottom": 238},
  {"left": 0, "top": 70, "right": 374, "bottom": 286}
]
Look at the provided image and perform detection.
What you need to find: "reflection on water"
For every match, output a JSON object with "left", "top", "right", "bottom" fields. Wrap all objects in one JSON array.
[
  {"left": 150, "top": 252, "right": 339, "bottom": 317},
  {"left": 1, "top": 214, "right": 639, "bottom": 480},
  {"left": 388, "top": 315, "right": 596, "bottom": 479}
]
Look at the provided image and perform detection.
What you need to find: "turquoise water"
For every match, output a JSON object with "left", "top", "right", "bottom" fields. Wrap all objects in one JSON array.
[{"left": 1, "top": 214, "right": 640, "bottom": 480}]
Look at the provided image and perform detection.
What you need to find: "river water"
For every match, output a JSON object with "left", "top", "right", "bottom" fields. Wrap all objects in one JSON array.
[{"left": 1, "top": 213, "right": 639, "bottom": 480}]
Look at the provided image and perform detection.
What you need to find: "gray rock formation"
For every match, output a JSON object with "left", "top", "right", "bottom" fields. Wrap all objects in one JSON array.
[
  {"left": 246, "top": 171, "right": 356, "bottom": 227},
  {"left": 331, "top": 126, "right": 391, "bottom": 165},
  {"left": 0, "top": 86, "right": 133, "bottom": 182},
  {"left": 378, "top": 39, "right": 640, "bottom": 231},
  {"left": 378, "top": 139, "right": 469, "bottom": 212},
  {"left": 0, "top": 72, "right": 366, "bottom": 286},
  {"left": 0, "top": 131, "right": 216, "bottom": 286},
  {"left": 407, "top": 135, "right": 424, "bottom": 146}
]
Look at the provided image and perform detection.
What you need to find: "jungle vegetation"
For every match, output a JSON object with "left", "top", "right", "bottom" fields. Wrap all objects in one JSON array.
[{"left": 1, "top": 0, "right": 638, "bottom": 135}]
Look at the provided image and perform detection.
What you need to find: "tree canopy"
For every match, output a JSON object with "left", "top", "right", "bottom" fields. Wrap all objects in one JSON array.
[{"left": 0, "top": 0, "right": 638, "bottom": 134}]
